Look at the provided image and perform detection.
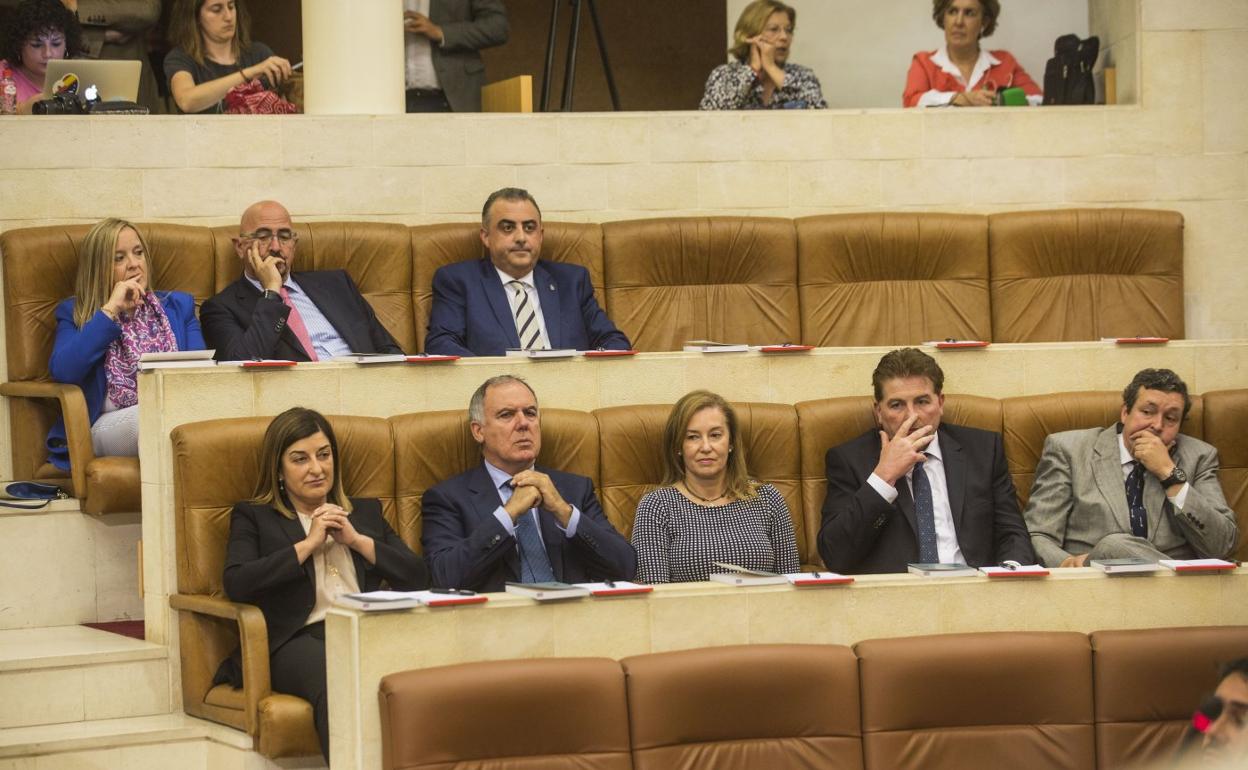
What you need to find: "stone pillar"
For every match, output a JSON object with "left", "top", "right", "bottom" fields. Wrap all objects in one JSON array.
[{"left": 302, "top": 0, "right": 405, "bottom": 114}]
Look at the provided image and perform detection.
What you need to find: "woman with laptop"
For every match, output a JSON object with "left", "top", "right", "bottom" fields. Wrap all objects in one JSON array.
[
  {"left": 46, "top": 219, "right": 204, "bottom": 469},
  {"left": 0, "top": 0, "right": 81, "bottom": 113},
  {"left": 163, "top": 0, "right": 293, "bottom": 113}
]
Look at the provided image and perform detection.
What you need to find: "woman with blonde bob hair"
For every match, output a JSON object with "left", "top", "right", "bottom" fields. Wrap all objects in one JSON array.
[
  {"left": 631, "top": 390, "right": 799, "bottom": 583},
  {"left": 47, "top": 218, "right": 203, "bottom": 470},
  {"left": 700, "top": 0, "right": 826, "bottom": 109},
  {"left": 218, "top": 407, "right": 428, "bottom": 761}
]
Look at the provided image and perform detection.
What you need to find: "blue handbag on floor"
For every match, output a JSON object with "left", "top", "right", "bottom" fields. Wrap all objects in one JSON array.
[{"left": 0, "top": 481, "right": 68, "bottom": 509}]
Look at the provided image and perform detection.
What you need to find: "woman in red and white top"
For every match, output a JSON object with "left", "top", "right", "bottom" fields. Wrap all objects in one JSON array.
[{"left": 903, "top": 0, "right": 1041, "bottom": 108}]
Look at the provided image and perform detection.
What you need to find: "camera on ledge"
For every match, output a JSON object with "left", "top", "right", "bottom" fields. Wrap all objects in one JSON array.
[{"left": 31, "top": 91, "right": 90, "bottom": 114}]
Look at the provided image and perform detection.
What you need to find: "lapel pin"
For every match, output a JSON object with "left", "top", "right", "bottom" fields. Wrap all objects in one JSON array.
[{"left": 549, "top": 283, "right": 556, "bottom": 291}]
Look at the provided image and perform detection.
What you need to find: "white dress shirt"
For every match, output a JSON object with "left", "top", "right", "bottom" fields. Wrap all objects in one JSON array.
[
  {"left": 1118, "top": 433, "right": 1189, "bottom": 509},
  {"left": 867, "top": 432, "right": 966, "bottom": 564},
  {"left": 404, "top": 0, "right": 442, "bottom": 90},
  {"left": 495, "top": 267, "right": 552, "bottom": 349}
]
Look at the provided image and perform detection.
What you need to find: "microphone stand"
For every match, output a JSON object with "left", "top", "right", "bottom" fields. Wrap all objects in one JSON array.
[{"left": 540, "top": 0, "right": 621, "bottom": 111}]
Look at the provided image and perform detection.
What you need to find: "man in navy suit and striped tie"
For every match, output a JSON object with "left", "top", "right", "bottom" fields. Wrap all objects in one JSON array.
[
  {"left": 424, "top": 188, "right": 631, "bottom": 356},
  {"left": 420, "top": 375, "right": 637, "bottom": 591}
]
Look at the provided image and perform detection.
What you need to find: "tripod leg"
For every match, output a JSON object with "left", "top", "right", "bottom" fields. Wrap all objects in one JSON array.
[
  {"left": 540, "top": 0, "right": 560, "bottom": 112},
  {"left": 585, "top": 0, "right": 621, "bottom": 110},
  {"left": 560, "top": 0, "right": 584, "bottom": 111}
]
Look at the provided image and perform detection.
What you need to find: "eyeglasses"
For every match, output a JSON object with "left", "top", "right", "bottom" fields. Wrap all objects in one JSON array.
[{"left": 240, "top": 228, "right": 298, "bottom": 244}]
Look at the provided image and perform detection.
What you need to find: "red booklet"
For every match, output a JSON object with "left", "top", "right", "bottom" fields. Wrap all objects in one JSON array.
[
  {"left": 405, "top": 355, "right": 460, "bottom": 363},
  {"left": 1111, "top": 337, "right": 1169, "bottom": 344},
  {"left": 759, "top": 344, "right": 814, "bottom": 353},
  {"left": 583, "top": 349, "right": 638, "bottom": 358},
  {"left": 239, "top": 359, "right": 297, "bottom": 368}
]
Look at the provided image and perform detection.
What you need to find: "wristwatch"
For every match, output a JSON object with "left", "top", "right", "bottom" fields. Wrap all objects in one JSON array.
[
  {"left": 1161, "top": 466, "right": 1188, "bottom": 488},
  {"left": 261, "top": 289, "right": 280, "bottom": 302}
]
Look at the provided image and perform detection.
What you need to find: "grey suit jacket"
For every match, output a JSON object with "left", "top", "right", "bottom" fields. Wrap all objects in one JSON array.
[
  {"left": 1024, "top": 425, "right": 1238, "bottom": 566},
  {"left": 429, "top": 0, "right": 509, "bottom": 111}
]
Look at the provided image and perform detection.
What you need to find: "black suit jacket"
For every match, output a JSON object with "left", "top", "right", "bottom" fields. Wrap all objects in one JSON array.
[
  {"left": 817, "top": 423, "right": 1035, "bottom": 574},
  {"left": 420, "top": 464, "right": 637, "bottom": 591},
  {"left": 429, "top": 0, "right": 509, "bottom": 111},
  {"left": 200, "top": 271, "right": 404, "bottom": 361},
  {"left": 222, "top": 498, "right": 429, "bottom": 655}
]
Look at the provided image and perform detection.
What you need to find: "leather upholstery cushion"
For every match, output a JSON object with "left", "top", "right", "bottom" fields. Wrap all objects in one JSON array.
[
  {"left": 856, "top": 631, "right": 1095, "bottom": 770},
  {"left": 1091, "top": 626, "right": 1248, "bottom": 769},
  {"left": 602, "top": 217, "right": 798, "bottom": 351},
  {"left": 1202, "top": 390, "right": 1248, "bottom": 560},
  {"left": 82, "top": 457, "right": 141, "bottom": 514},
  {"left": 256, "top": 693, "right": 323, "bottom": 759},
  {"left": 989, "top": 209, "right": 1184, "bottom": 342},
  {"left": 796, "top": 213, "right": 991, "bottom": 346},
  {"left": 379, "top": 658, "right": 631, "bottom": 770},
  {"left": 622, "top": 644, "right": 863, "bottom": 770}
]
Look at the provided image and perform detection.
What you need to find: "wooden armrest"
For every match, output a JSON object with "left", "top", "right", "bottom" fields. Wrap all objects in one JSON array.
[
  {"left": 170, "top": 593, "right": 272, "bottom": 733},
  {"left": 0, "top": 380, "right": 93, "bottom": 498}
]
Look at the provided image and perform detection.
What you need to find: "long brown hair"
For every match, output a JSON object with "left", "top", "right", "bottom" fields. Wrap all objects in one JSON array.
[
  {"left": 728, "top": 0, "right": 795, "bottom": 63},
  {"left": 661, "top": 390, "right": 758, "bottom": 500},
  {"left": 167, "top": 0, "right": 253, "bottom": 66},
  {"left": 252, "top": 407, "right": 352, "bottom": 519},
  {"left": 73, "top": 218, "right": 156, "bottom": 329}
]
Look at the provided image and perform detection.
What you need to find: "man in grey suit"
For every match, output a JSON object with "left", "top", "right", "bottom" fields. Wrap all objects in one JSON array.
[
  {"left": 1025, "top": 368, "right": 1237, "bottom": 567},
  {"left": 402, "top": 0, "right": 509, "bottom": 112}
]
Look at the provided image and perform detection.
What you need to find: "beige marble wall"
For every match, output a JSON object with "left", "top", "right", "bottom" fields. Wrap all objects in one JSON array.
[{"left": 326, "top": 569, "right": 1248, "bottom": 770}]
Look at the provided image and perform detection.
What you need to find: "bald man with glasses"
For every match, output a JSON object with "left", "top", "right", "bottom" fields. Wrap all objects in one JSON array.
[{"left": 201, "top": 200, "right": 404, "bottom": 362}]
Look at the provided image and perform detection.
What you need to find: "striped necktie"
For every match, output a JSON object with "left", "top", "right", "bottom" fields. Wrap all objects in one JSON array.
[
  {"left": 508, "top": 280, "right": 547, "bottom": 350},
  {"left": 912, "top": 454, "right": 939, "bottom": 563},
  {"left": 1125, "top": 461, "right": 1148, "bottom": 538}
]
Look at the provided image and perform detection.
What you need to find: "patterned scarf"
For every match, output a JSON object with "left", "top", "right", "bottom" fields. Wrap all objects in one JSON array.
[{"left": 103, "top": 292, "right": 178, "bottom": 409}]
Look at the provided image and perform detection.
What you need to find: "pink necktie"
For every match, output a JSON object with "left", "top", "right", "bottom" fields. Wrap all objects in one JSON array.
[{"left": 279, "top": 287, "right": 318, "bottom": 362}]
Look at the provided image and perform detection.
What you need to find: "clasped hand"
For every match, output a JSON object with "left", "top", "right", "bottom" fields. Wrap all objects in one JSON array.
[
  {"left": 303, "top": 503, "right": 361, "bottom": 548},
  {"left": 503, "top": 470, "right": 573, "bottom": 526},
  {"left": 873, "top": 415, "right": 936, "bottom": 486},
  {"left": 404, "top": 11, "right": 445, "bottom": 44}
]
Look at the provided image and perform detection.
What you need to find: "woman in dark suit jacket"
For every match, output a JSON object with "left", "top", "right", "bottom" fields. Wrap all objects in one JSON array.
[{"left": 220, "top": 407, "right": 428, "bottom": 761}]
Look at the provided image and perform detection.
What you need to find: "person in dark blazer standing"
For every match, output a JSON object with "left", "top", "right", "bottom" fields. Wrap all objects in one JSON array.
[
  {"left": 402, "top": 0, "right": 508, "bottom": 112},
  {"left": 425, "top": 187, "right": 631, "bottom": 356},
  {"left": 818, "top": 347, "right": 1034, "bottom": 574},
  {"left": 218, "top": 407, "right": 428, "bottom": 761},
  {"left": 421, "top": 374, "right": 637, "bottom": 591},
  {"left": 200, "top": 200, "right": 405, "bottom": 361}
]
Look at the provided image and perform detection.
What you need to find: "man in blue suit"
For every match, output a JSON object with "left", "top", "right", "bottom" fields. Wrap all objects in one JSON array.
[
  {"left": 424, "top": 188, "right": 631, "bottom": 356},
  {"left": 420, "top": 375, "right": 637, "bottom": 591}
]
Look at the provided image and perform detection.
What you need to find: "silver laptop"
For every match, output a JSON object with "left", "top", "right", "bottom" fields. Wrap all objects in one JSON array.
[{"left": 41, "top": 59, "right": 141, "bottom": 102}]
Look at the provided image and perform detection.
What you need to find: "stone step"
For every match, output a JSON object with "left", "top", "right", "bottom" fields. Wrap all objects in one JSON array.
[
  {"left": 0, "top": 626, "right": 168, "bottom": 729},
  {"left": 0, "top": 501, "right": 143, "bottom": 631},
  {"left": 0, "top": 712, "right": 325, "bottom": 769}
]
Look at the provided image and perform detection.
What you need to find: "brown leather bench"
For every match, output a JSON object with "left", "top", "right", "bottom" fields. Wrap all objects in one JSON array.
[{"left": 374, "top": 628, "right": 1248, "bottom": 770}]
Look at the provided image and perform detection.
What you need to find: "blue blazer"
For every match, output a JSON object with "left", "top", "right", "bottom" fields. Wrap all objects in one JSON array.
[
  {"left": 420, "top": 464, "right": 637, "bottom": 592},
  {"left": 424, "top": 259, "right": 631, "bottom": 356},
  {"left": 46, "top": 291, "right": 205, "bottom": 471}
]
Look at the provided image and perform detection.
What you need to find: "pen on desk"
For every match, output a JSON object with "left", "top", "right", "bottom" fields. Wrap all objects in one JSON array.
[{"left": 604, "top": 578, "right": 616, "bottom": 588}]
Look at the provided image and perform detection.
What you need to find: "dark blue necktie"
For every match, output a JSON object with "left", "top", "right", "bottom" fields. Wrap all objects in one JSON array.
[
  {"left": 912, "top": 455, "right": 939, "bottom": 563},
  {"left": 505, "top": 482, "right": 556, "bottom": 582},
  {"left": 1125, "top": 461, "right": 1149, "bottom": 538}
]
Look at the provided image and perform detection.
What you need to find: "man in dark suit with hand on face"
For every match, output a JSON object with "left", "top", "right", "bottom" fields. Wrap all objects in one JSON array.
[
  {"left": 201, "top": 200, "right": 404, "bottom": 362},
  {"left": 818, "top": 347, "right": 1034, "bottom": 574}
]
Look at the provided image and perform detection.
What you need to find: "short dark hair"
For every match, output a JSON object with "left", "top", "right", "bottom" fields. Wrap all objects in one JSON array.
[
  {"left": 931, "top": 0, "right": 1000, "bottom": 38},
  {"left": 2, "top": 0, "right": 82, "bottom": 67},
  {"left": 1220, "top": 658, "right": 1248, "bottom": 682},
  {"left": 481, "top": 187, "right": 542, "bottom": 228},
  {"left": 1122, "top": 368, "right": 1191, "bottom": 419},
  {"left": 872, "top": 347, "right": 945, "bottom": 402}
]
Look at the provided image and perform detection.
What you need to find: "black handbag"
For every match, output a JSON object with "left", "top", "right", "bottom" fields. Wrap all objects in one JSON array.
[
  {"left": 0, "top": 481, "right": 69, "bottom": 510},
  {"left": 1043, "top": 34, "right": 1100, "bottom": 105}
]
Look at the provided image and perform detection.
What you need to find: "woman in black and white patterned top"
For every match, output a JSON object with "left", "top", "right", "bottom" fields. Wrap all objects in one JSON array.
[
  {"left": 631, "top": 390, "right": 800, "bottom": 583},
  {"left": 699, "top": 0, "right": 827, "bottom": 110}
]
